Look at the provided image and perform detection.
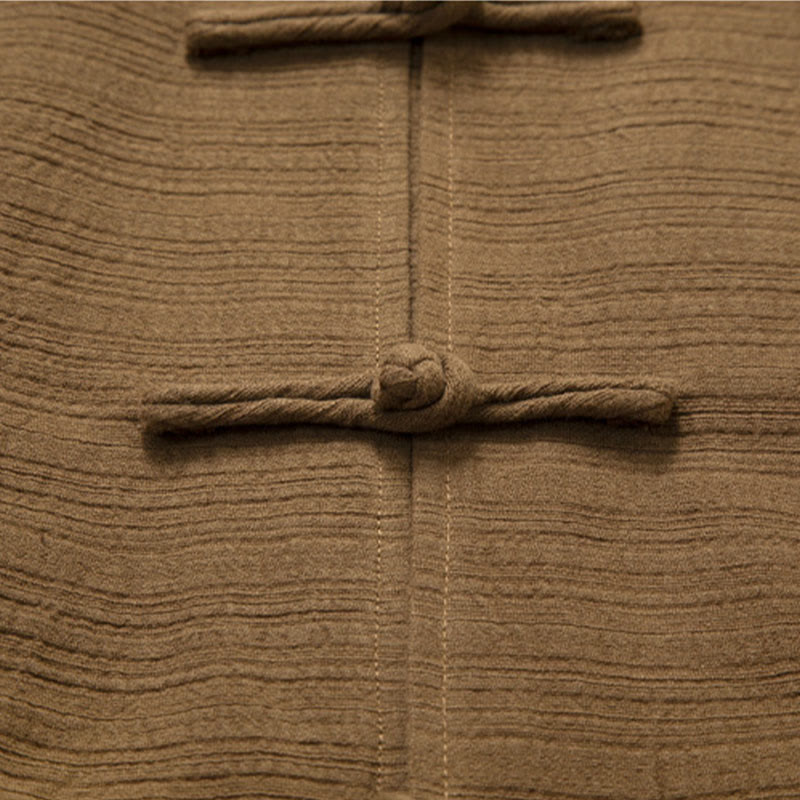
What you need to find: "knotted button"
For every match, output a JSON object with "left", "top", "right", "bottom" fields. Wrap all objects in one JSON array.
[
  {"left": 372, "top": 343, "right": 447, "bottom": 411},
  {"left": 141, "top": 341, "right": 674, "bottom": 436},
  {"left": 186, "top": 2, "right": 643, "bottom": 58},
  {"left": 369, "top": 343, "right": 480, "bottom": 433}
]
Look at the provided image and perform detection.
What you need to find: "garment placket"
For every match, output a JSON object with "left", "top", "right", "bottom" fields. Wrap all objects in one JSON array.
[{"left": 174, "top": 6, "right": 649, "bottom": 799}]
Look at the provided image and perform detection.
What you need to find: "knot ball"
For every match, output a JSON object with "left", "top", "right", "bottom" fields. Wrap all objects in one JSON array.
[{"left": 372, "top": 343, "right": 447, "bottom": 411}]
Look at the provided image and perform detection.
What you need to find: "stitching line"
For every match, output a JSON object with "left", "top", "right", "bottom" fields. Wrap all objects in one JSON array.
[
  {"left": 374, "top": 55, "right": 386, "bottom": 796},
  {"left": 446, "top": 54, "right": 454, "bottom": 357},
  {"left": 442, "top": 40, "right": 455, "bottom": 800}
]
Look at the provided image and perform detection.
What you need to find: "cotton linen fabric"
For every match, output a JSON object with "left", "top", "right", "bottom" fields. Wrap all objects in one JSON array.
[{"left": 2, "top": 3, "right": 800, "bottom": 800}]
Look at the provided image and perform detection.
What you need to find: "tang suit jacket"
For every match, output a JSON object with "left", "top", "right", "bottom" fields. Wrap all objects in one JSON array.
[{"left": 2, "top": 2, "right": 800, "bottom": 799}]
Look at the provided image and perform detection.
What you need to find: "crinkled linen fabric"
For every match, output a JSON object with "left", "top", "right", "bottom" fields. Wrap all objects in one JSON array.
[{"left": 1, "top": 3, "right": 800, "bottom": 800}]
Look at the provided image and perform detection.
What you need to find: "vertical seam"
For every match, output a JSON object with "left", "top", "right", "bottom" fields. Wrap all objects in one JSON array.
[
  {"left": 446, "top": 52, "right": 454, "bottom": 356},
  {"left": 374, "top": 54, "right": 385, "bottom": 796},
  {"left": 442, "top": 39, "right": 455, "bottom": 800},
  {"left": 407, "top": 37, "right": 423, "bottom": 800},
  {"left": 442, "top": 472, "right": 451, "bottom": 800},
  {"left": 407, "top": 38, "right": 423, "bottom": 341}
]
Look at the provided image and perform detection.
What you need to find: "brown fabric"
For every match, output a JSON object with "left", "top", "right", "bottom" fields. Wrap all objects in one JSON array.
[
  {"left": 140, "top": 340, "right": 675, "bottom": 434},
  {"left": 185, "top": 1, "right": 642, "bottom": 57},
  {"left": 409, "top": 4, "right": 800, "bottom": 799},
  {"left": 1, "top": 4, "right": 412, "bottom": 797},
  {"left": 2, "top": 3, "right": 800, "bottom": 800}
]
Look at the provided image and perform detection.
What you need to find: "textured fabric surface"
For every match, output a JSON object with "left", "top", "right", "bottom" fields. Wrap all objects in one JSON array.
[
  {"left": 185, "top": 1, "right": 642, "bottom": 56},
  {"left": 1, "top": 4, "right": 412, "bottom": 798},
  {"left": 140, "top": 339, "right": 675, "bottom": 434},
  {"left": 410, "top": 5, "right": 800, "bottom": 799},
  {"left": 2, "top": 3, "right": 800, "bottom": 800}
]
